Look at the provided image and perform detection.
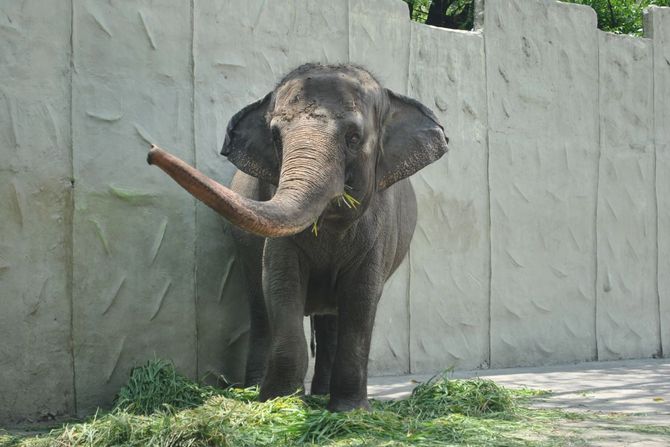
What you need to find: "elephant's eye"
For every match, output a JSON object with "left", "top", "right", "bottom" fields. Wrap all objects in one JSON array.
[{"left": 346, "top": 132, "right": 361, "bottom": 147}]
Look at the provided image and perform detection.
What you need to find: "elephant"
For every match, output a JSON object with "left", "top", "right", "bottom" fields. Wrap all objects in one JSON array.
[{"left": 147, "top": 63, "right": 448, "bottom": 411}]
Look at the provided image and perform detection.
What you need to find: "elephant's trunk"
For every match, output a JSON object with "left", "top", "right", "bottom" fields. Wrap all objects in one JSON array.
[{"left": 147, "top": 128, "right": 343, "bottom": 238}]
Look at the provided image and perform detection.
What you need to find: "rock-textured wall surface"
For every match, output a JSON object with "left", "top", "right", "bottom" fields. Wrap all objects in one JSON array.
[
  {"left": 645, "top": 6, "right": 670, "bottom": 368},
  {"left": 408, "top": 24, "right": 490, "bottom": 372},
  {"left": 71, "top": 0, "right": 197, "bottom": 415},
  {"left": 1, "top": 0, "right": 669, "bottom": 424},
  {"left": 0, "top": 0, "right": 74, "bottom": 423},
  {"left": 596, "top": 32, "right": 659, "bottom": 360},
  {"left": 486, "top": 0, "right": 600, "bottom": 367}
]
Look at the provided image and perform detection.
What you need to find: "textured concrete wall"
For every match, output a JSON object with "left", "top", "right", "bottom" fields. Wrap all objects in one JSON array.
[
  {"left": 2, "top": 0, "right": 669, "bottom": 424},
  {"left": 0, "top": 0, "right": 74, "bottom": 423},
  {"left": 486, "top": 0, "right": 600, "bottom": 367},
  {"left": 645, "top": 7, "right": 670, "bottom": 357},
  {"left": 71, "top": 0, "right": 197, "bottom": 414},
  {"left": 596, "top": 32, "right": 659, "bottom": 360},
  {"left": 408, "top": 24, "right": 490, "bottom": 372}
]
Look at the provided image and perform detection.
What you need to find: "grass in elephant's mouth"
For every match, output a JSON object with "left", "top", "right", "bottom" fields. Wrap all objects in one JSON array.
[
  {"left": 312, "top": 189, "right": 360, "bottom": 237},
  {"left": 340, "top": 190, "right": 360, "bottom": 209},
  {"left": 3, "top": 360, "right": 598, "bottom": 447}
]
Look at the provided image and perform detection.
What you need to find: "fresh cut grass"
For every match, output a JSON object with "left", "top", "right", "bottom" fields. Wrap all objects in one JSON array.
[{"left": 0, "top": 359, "right": 634, "bottom": 447}]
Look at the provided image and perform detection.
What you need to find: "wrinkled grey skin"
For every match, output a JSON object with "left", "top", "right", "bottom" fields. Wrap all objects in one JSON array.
[{"left": 222, "top": 64, "right": 448, "bottom": 411}]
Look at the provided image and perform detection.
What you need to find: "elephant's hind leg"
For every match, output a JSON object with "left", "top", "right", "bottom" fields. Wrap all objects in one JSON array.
[
  {"left": 244, "top": 283, "right": 270, "bottom": 387},
  {"left": 310, "top": 314, "right": 338, "bottom": 395},
  {"left": 234, "top": 225, "right": 269, "bottom": 388}
]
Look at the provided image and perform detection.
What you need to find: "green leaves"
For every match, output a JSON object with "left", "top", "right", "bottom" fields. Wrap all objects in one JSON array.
[
  {"left": 404, "top": 0, "right": 670, "bottom": 36},
  {"left": 404, "top": 0, "right": 432, "bottom": 22},
  {"left": 404, "top": 0, "right": 474, "bottom": 30},
  {"left": 565, "top": 0, "right": 670, "bottom": 36}
]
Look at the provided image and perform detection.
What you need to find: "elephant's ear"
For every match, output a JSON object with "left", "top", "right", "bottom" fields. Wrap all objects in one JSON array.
[
  {"left": 377, "top": 89, "right": 449, "bottom": 190},
  {"left": 221, "top": 92, "right": 279, "bottom": 185}
]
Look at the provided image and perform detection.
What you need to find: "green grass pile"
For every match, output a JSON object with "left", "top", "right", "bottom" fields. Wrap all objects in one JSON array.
[
  {"left": 2, "top": 361, "right": 581, "bottom": 446},
  {"left": 113, "top": 359, "right": 220, "bottom": 415},
  {"left": 380, "top": 373, "right": 516, "bottom": 419}
]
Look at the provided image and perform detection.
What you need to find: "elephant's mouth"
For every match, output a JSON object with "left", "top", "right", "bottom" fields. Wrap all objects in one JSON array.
[{"left": 315, "top": 193, "right": 363, "bottom": 228}]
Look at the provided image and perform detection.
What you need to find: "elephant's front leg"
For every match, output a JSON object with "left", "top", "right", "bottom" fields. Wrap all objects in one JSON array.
[
  {"left": 327, "top": 263, "right": 384, "bottom": 412},
  {"left": 259, "top": 238, "right": 309, "bottom": 401}
]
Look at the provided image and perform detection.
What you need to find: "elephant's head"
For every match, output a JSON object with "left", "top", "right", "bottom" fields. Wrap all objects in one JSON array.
[{"left": 148, "top": 63, "right": 448, "bottom": 237}]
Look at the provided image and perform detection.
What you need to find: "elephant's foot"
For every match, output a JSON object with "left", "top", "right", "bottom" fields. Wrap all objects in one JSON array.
[
  {"left": 327, "top": 396, "right": 371, "bottom": 412},
  {"left": 244, "top": 356, "right": 269, "bottom": 388},
  {"left": 310, "top": 377, "right": 330, "bottom": 396},
  {"left": 243, "top": 375, "right": 263, "bottom": 388},
  {"left": 258, "top": 382, "right": 305, "bottom": 402}
]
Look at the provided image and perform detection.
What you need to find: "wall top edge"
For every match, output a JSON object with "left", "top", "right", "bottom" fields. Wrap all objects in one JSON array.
[
  {"left": 644, "top": 5, "right": 670, "bottom": 39},
  {"left": 599, "top": 29, "right": 652, "bottom": 43},
  {"left": 551, "top": 0, "right": 598, "bottom": 24},
  {"left": 376, "top": 0, "right": 670, "bottom": 43},
  {"left": 410, "top": 21, "right": 483, "bottom": 38}
]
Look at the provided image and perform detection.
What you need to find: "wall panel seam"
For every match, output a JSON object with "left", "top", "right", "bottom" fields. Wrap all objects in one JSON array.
[
  {"left": 481, "top": 13, "right": 493, "bottom": 370},
  {"left": 650, "top": 13, "right": 664, "bottom": 357},
  {"left": 190, "top": 0, "right": 199, "bottom": 378},
  {"left": 593, "top": 30, "right": 602, "bottom": 362},
  {"left": 68, "top": 0, "right": 78, "bottom": 415},
  {"left": 347, "top": 0, "right": 351, "bottom": 64},
  {"left": 406, "top": 20, "right": 413, "bottom": 375}
]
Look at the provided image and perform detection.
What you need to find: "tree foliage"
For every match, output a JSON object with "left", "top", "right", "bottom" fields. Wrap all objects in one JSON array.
[
  {"left": 403, "top": 0, "right": 670, "bottom": 36},
  {"left": 565, "top": 0, "right": 670, "bottom": 35},
  {"left": 404, "top": 0, "right": 474, "bottom": 30}
]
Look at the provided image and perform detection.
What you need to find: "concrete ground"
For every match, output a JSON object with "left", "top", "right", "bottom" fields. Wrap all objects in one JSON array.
[
  {"left": 368, "top": 358, "right": 670, "bottom": 446},
  {"left": 369, "top": 358, "right": 670, "bottom": 413}
]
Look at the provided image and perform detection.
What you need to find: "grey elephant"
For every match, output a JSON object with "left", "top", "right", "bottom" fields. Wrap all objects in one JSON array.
[{"left": 147, "top": 63, "right": 448, "bottom": 411}]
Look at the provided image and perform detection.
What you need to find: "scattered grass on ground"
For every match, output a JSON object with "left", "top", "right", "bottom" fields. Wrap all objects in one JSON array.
[
  {"left": 2, "top": 360, "right": 667, "bottom": 446},
  {"left": 113, "top": 359, "right": 221, "bottom": 415},
  {"left": 601, "top": 423, "right": 670, "bottom": 436}
]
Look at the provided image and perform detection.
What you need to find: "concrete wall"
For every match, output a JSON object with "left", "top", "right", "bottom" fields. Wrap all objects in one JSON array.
[
  {"left": 645, "top": 5, "right": 670, "bottom": 372},
  {"left": 71, "top": 0, "right": 197, "bottom": 415},
  {"left": 0, "top": 1, "right": 74, "bottom": 423},
  {"left": 487, "top": 0, "right": 600, "bottom": 367},
  {"left": 1, "top": 0, "right": 669, "bottom": 424}
]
